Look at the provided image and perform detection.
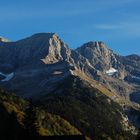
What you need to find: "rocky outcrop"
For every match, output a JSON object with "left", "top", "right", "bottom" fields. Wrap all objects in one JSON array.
[
  {"left": 0, "top": 33, "right": 140, "bottom": 102},
  {"left": 0, "top": 33, "right": 97, "bottom": 98},
  {"left": 76, "top": 41, "right": 140, "bottom": 99},
  {"left": 0, "top": 33, "right": 140, "bottom": 139},
  {"left": 76, "top": 41, "right": 120, "bottom": 71}
]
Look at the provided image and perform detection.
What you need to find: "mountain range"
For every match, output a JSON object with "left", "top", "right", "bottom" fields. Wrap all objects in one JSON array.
[{"left": 0, "top": 33, "right": 140, "bottom": 140}]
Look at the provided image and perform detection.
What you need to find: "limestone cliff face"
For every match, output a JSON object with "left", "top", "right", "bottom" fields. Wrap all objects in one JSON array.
[
  {"left": 0, "top": 33, "right": 140, "bottom": 138},
  {"left": 0, "top": 33, "right": 96, "bottom": 98},
  {"left": 76, "top": 41, "right": 121, "bottom": 72},
  {"left": 76, "top": 41, "right": 140, "bottom": 98},
  {"left": 0, "top": 33, "right": 94, "bottom": 71},
  {"left": 0, "top": 33, "right": 140, "bottom": 101}
]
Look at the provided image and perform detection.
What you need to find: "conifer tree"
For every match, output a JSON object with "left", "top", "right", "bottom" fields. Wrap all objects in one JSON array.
[{"left": 24, "top": 103, "right": 40, "bottom": 139}]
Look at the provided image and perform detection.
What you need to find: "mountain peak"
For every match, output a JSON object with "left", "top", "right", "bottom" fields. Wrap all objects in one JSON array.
[
  {"left": 76, "top": 41, "right": 112, "bottom": 58},
  {"left": 0, "top": 32, "right": 72, "bottom": 66},
  {"left": 16, "top": 32, "right": 58, "bottom": 44},
  {"left": 126, "top": 54, "right": 140, "bottom": 60},
  {"left": 76, "top": 41, "right": 118, "bottom": 71},
  {"left": 31, "top": 32, "right": 57, "bottom": 38},
  {"left": 80, "top": 41, "right": 110, "bottom": 50}
]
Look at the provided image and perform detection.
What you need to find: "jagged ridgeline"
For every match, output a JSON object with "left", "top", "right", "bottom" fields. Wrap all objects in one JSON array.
[{"left": 0, "top": 33, "right": 140, "bottom": 140}]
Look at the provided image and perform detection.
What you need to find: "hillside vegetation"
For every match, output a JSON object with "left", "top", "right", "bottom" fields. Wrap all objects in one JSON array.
[
  {"left": 0, "top": 89, "right": 82, "bottom": 140},
  {"left": 39, "top": 76, "right": 137, "bottom": 140}
]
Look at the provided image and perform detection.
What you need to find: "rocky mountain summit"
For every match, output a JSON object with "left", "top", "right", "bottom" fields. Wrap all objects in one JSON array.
[
  {"left": 0, "top": 33, "right": 140, "bottom": 140},
  {"left": 0, "top": 33, "right": 140, "bottom": 101},
  {"left": 77, "top": 41, "right": 140, "bottom": 99},
  {"left": 0, "top": 33, "right": 96, "bottom": 98},
  {"left": 76, "top": 41, "right": 119, "bottom": 72}
]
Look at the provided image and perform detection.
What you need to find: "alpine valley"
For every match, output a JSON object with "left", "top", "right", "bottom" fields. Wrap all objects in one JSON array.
[{"left": 0, "top": 33, "right": 140, "bottom": 140}]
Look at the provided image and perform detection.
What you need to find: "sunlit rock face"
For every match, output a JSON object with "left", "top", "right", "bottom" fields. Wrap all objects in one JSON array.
[
  {"left": 76, "top": 41, "right": 140, "bottom": 98},
  {"left": 0, "top": 33, "right": 96, "bottom": 98},
  {"left": 0, "top": 33, "right": 140, "bottom": 101},
  {"left": 0, "top": 33, "right": 140, "bottom": 140},
  {"left": 76, "top": 41, "right": 120, "bottom": 72}
]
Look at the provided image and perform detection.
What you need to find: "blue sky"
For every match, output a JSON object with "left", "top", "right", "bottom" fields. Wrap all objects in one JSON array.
[{"left": 0, "top": 0, "right": 140, "bottom": 55}]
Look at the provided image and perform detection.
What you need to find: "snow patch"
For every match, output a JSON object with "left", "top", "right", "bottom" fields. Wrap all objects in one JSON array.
[
  {"left": 0, "top": 72, "right": 14, "bottom": 82},
  {"left": 132, "top": 76, "right": 140, "bottom": 80},
  {"left": 106, "top": 68, "right": 118, "bottom": 76},
  {"left": 69, "top": 70, "right": 74, "bottom": 75}
]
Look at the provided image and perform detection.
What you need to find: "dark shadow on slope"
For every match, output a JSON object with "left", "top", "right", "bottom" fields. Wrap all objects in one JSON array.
[{"left": 38, "top": 135, "right": 86, "bottom": 140}]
